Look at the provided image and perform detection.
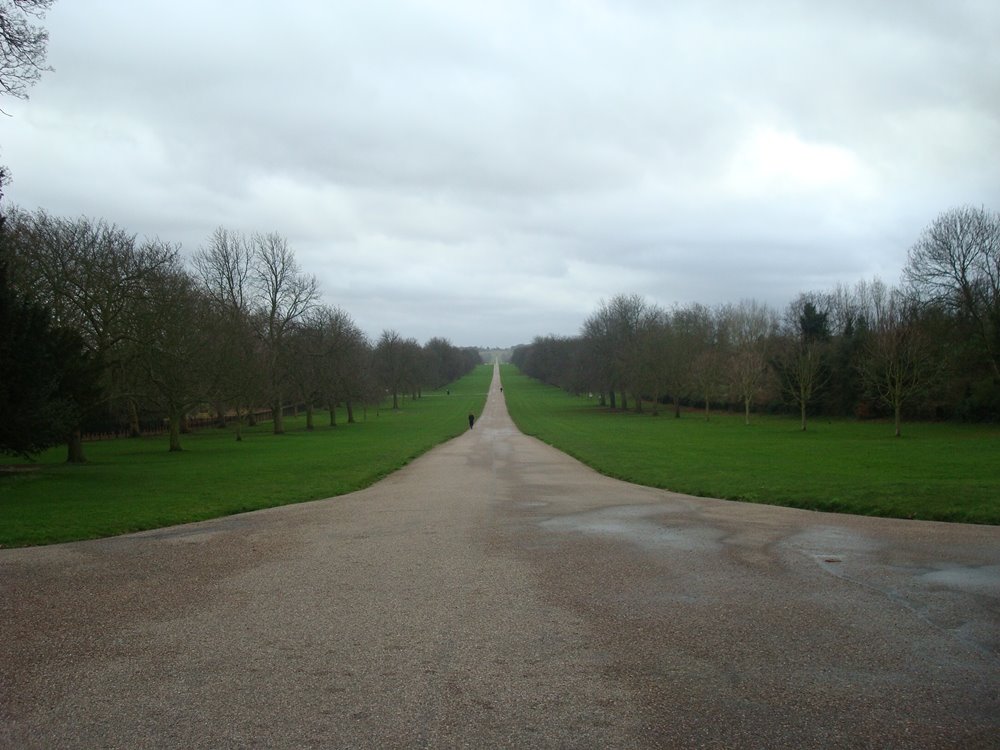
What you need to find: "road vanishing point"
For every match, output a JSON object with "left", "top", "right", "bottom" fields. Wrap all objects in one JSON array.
[{"left": 2, "top": 364, "right": 998, "bottom": 748}]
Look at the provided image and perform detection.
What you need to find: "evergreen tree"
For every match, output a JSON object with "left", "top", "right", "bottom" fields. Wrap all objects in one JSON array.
[{"left": 0, "top": 209, "right": 100, "bottom": 458}]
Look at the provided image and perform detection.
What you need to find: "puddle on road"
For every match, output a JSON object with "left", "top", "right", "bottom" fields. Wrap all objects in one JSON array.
[
  {"left": 786, "top": 526, "right": 880, "bottom": 557},
  {"left": 788, "top": 528, "right": 1000, "bottom": 596},
  {"left": 786, "top": 526, "right": 1000, "bottom": 656},
  {"left": 918, "top": 564, "right": 1000, "bottom": 595},
  {"left": 539, "top": 505, "right": 723, "bottom": 553}
]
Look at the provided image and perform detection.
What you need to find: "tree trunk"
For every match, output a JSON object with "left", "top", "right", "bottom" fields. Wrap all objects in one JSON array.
[
  {"left": 801, "top": 400, "right": 807, "bottom": 432},
  {"left": 744, "top": 396, "right": 751, "bottom": 425},
  {"left": 620, "top": 391, "right": 628, "bottom": 410},
  {"left": 609, "top": 389, "right": 616, "bottom": 409},
  {"left": 346, "top": 400, "right": 355, "bottom": 424},
  {"left": 894, "top": 401, "right": 902, "bottom": 437},
  {"left": 392, "top": 391, "right": 399, "bottom": 410},
  {"left": 674, "top": 395, "right": 681, "bottom": 418},
  {"left": 273, "top": 393, "right": 284, "bottom": 434},
  {"left": 704, "top": 396, "right": 710, "bottom": 421},
  {"left": 306, "top": 403, "right": 314, "bottom": 430},
  {"left": 128, "top": 399, "right": 141, "bottom": 438},
  {"left": 168, "top": 407, "right": 182, "bottom": 452},
  {"left": 66, "top": 428, "right": 86, "bottom": 463},
  {"left": 329, "top": 402, "right": 337, "bottom": 427}
]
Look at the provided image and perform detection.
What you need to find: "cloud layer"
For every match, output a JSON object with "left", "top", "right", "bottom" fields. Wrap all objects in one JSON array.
[{"left": 4, "top": 0, "right": 998, "bottom": 345}]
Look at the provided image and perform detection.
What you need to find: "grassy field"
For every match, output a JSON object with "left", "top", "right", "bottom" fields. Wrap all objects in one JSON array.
[
  {"left": 0, "top": 365, "right": 492, "bottom": 547},
  {"left": 500, "top": 365, "right": 1000, "bottom": 525}
]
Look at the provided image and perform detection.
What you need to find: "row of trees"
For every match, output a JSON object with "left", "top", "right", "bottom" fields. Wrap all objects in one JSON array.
[
  {"left": 513, "top": 206, "right": 1000, "bottom": 436},
  {"left": 0, "top": 5, "right": 479, "bottom": 461},
  {"left": 1, "top": 210, "right": 481, "bottom": 459}
]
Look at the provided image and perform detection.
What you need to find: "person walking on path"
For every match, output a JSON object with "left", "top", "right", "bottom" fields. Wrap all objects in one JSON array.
[{"left": 468, "top": 413, "right": 475, "bottom": 430}]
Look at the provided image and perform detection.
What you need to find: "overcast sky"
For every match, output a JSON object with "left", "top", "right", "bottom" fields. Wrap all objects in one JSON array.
[{"left": 3, "top": 1, "right": 998, "bottom": 347}]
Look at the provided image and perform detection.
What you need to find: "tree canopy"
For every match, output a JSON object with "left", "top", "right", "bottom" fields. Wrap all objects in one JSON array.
[
  {"left": 0, "top": 0, "right": 55, "bottom": 102},
  {"left": 0, "top": 215, "right": 100, "bottom": 457}
]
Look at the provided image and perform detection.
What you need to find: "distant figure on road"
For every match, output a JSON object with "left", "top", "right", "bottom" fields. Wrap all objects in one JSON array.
[{"left": 468, "top": 413, "right": 475, "bottom": 430}]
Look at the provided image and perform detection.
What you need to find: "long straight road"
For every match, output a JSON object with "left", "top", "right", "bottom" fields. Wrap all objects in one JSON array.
[{"left": 2, "top": 365, "right": 998, "bottom": 748}]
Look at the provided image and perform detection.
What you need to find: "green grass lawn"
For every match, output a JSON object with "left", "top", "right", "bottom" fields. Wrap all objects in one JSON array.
[
  {"left": 0, "top": 365, "right": 492, "bottom": 547},
  {"left": 500, "top": 365, "right": 1000, "bottom": 525}
]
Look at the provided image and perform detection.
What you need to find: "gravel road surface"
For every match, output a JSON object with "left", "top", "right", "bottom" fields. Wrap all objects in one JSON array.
[{"left": 2, "top": 364, "right": 998, "bottom": 748}]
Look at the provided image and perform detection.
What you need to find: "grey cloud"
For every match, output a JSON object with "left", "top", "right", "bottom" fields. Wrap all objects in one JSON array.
[{"left": 3, "top": 0, "right": 998, "bottom": 346}]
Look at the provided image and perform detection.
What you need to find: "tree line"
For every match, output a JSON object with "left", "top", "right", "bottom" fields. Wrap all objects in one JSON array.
[
  {"left": 0, "top": 209, "right": 481, "bottom": 460},
  {"left": 512, "top": 206, "right": 1000, "bottom": 436},
  {"left": 0, "top": 8, "right": 481, "bottom": 461}
]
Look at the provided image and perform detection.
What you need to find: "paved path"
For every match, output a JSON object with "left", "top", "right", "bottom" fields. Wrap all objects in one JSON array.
[{"left": 2, "top": 365, "right": 999, "bottom": 748}]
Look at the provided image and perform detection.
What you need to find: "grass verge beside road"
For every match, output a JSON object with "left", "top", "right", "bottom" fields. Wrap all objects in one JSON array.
[
  {"left": 500, "top": 365, "right": 1000, "bottom": 525},
  {"left": 0, "top": 365, "right": 491, "bottom": 547}
]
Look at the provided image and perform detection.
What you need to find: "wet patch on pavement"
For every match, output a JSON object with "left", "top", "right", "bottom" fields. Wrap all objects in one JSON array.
[{"left": 538, "top": 504, "right": 725, "bottom": 553}]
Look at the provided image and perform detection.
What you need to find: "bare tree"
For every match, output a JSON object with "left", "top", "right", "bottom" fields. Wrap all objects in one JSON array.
[
  {"left": 722, "top": 299, "right": 777, "bottom": 425},
  {"left": 193, "top": 227, "right": 253, "bottom": 314},
  {"left": 286, "top": 305, "right": 367, "bottom": 431},
  {"left": 581, "top": 302, "right": 617, "bottom": 407},
  {"left": 286, "top": 316, "right": 323, "bottom": 431},
  {"left": 510, "top": 335, "right": 584, "bottom": 393},
  {"left": 581, "top": 294, "right": 653, "bottom": 411},
  {"left": 374, "top": 329, "right": 406, "bottom": 410},
  {"left": 0, "top": 0, "right": 55, "bottom": 104},
  {"left": 248, "top": 231, "right": 318, "bottom": 434},
  {"left": 659, "top": 304, "right": 715, "bottom": 418},
  {"left": 348, "top": 336, "right": 378, "bottom": 423},
  {"left": 905, "top": 205, "right": 1000, "bottom": 377},
  {"left": 635, "top": 310, "right": 670, "bottom": 414},
  {"left": 131, "top": 261, "right": 211, "bottom": 452},
  {"left": 202, "top": 301, "right": 263, "bottom": 440},
  {"left": 680, "top": 305, "right": 726, "bottom": 421},
  {"left": 423, "top": 337, "right": 456, "bottom": 391},
  {"left": 333, "top": 317, "right": 370, "bottom": 424},
  {"left": 400, "top": 337, "right": 424, "bottom": 401},
  {"left": 616, "top": 294, "right": 657, "bottom": 412},
  {"left": 193, "top": 228, "right": 264, "bottom": 439},
  {"left": 302, "top": 306, "right": 367, "bottom": 426},
  {"left": 857, "top": 280, "right": 936, "bottom": 437},
  {"left": 773, "top": 295, "right": 831, "bottom": 431},
  {"left": 691, "top": 348, "right": 723, "bottom": 420},
  {"left": 0, "top": 0, "right": 54, "bottom": 192}
]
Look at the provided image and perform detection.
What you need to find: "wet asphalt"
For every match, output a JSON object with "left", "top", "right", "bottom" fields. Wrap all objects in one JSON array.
[{"left": 1, "top": 365, "right": 998, "bottom": 749}]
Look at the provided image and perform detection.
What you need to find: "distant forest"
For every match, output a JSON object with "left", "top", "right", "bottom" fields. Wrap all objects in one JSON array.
[{"left": 512, "top": 206, "right": 1000, "bottom": 435}]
